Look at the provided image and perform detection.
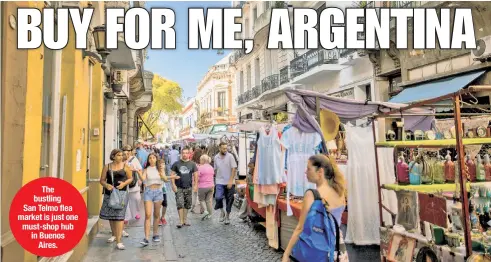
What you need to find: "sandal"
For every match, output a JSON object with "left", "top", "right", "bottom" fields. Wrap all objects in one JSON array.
[
  {"left": 183, "top": 223, "right": 191, "bottom": 226},
  {"left": 176, "top": 224, "right": 183, "bottom": 228}
]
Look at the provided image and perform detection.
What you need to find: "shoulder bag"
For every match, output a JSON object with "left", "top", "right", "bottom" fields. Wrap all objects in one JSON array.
[
  {"left": 108, "top": 164, "right": 129, "bottom": 210},
  {"left": 127, "top": 157, "right": 139, "bottom": 188}
]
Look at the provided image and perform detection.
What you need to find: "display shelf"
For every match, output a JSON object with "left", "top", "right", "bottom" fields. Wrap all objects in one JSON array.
[
  {"left": 382, "top": 182, "right": 491, "bottom": 193},
  {"left": 375, "top": 138, "right": 491, "bottom": 148}
]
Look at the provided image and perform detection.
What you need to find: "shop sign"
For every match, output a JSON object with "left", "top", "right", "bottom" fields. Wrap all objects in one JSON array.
[{"left": 329, "top": 88, "right": 354, "bottom": 99}]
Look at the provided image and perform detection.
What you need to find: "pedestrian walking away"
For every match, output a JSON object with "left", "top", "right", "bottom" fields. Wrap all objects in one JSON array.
[
  {"left": 197, "top": 154, "right": 214, "bottom": 220},
  {"left": 171, "top": 146, "right": 199, "bottom": 228},
  {"left": 98, "top": 149, "right": 134, "bottom": 250},
  {"left": 214, "top": 142, "right": 238, "bottom": 225},
  {"left": 139, "top": 153, "right": 179, "bottom": 246},
  {"left": 191, "top": 148, "right": 204, "bottom": 214},
  {"left": 122, "top": 145, "right": 143, "bottom": 236}
]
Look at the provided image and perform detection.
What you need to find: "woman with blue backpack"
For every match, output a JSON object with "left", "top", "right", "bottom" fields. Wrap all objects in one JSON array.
[{"left": 282, "top": 154, "right": 349, "bottom": 262}]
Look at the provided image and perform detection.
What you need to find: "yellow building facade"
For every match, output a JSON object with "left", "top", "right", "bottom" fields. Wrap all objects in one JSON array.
[{"left": 1, "top": 1, "right": 107, "bottom": 261}]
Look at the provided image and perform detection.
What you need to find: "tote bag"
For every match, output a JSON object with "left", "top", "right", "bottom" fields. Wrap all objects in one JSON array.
[{"left": 108, "top": 165, "right": 129, "bottom": 210}]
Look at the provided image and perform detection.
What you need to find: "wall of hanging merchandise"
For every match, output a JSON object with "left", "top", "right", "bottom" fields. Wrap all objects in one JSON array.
[{"left": 373, "top": 86, "right": 491, "bottom": 260}]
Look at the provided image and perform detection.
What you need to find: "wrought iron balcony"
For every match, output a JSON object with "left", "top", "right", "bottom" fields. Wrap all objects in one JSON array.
[
  {"left": 280, "top": 66, "right": 289, "bottom": 85},
  {"left": 290, "top": 49, "right": 340, "bottom": 79},
  {"left": 251, "top": 85, "right": 262, "bottom": 99},
  {"left": 261, "top": 74, "right": 279, "bottom": 93},
  {"left": 339, "top": 49, "right": 356, "bottom": 58},
  {"left": 229, "top": 49, "right": 246, "bottom": 64}
]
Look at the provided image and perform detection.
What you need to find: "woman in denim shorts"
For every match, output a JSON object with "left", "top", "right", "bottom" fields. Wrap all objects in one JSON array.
[{"left": 139, "top": 153, "right": 179, "bottom": 246}]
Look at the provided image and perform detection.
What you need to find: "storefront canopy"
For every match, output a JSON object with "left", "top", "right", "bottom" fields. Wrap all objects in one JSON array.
[{"left": 389, "top": 70, "right": 486, "bottom": 104}]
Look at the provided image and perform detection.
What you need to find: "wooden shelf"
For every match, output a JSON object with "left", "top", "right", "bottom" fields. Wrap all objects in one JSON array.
[
  {"left": 375, "top": 138, "right": 491, "bottom": 148},
  {"left": 382, "top": 182, "right": 491, "bottom": 193}
]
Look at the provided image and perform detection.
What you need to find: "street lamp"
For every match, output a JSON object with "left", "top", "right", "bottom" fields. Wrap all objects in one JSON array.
[{"left": 92, "top": 24, "right": 111, "bottom": 63}]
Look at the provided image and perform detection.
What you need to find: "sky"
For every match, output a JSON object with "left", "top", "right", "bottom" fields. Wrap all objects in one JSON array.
[{"left": 144, "top": 1, "right": 232, "bottom": 101}]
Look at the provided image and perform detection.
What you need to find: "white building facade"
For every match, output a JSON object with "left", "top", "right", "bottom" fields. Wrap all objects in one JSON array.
[
  {"left": 231, "top": 1, "right": 378, "bottom": 122},
  {"left": 195, "top": 54, "right": 237, "bottom": 132}
]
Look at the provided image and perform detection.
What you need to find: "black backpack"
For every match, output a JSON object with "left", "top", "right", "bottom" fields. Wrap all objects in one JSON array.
[{"left": 128, "top": 157, "right": 139, "bottom": 188}]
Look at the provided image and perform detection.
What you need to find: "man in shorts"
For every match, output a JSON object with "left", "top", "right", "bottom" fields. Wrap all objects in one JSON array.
[{"left": 171, "top": 146, "right": 198, "bottom": 228}]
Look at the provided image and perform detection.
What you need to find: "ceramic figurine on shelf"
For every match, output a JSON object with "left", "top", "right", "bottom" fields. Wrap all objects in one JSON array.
[
  {"left": 396, "top": 152, "right": 410, "bottom": 185},
  {"left": 485, "top": 154, "right": 491, "bottom": 181},
  {"left": 421, "top": 155, "right": 434, "bottom": 185},
  {"left": 409, "top": 153, "right": 422, "bottom": 185},
  {"left": 433, "top": 152, "right": 445, "bottom": 184},
  {"left": 477, "top": 154, "right": 486, "bottom": 182},
  {"left": 445, "top": 151, "right": 455, "bottom": 183},
  {"left": 467, "top": 153, "right": 477, "bottom": 182}
]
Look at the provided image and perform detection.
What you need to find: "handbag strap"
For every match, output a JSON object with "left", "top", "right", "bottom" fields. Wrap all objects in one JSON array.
[{"left": 108, "top": 164, "right": 115, "bottom": 186}]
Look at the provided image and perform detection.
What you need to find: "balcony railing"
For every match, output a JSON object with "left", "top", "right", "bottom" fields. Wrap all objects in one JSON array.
[
  {"left": 251, "top": 85, "right": 262, "bottom": 99},
  {"left": 280, "top": 66, "right": 289, "bottom": 85},
  {"left": 236, "top": 75, "right": 280, "bottom": 106},
  {"left": 261, "top": 74, "right": 280, "bottom": 93},
  {"left": 229, "top": 49, "right": 245, "bottom": 64},
  {"left": 290, "top": 49, "right": 339, "bottom": 78},
  {"left": 383, "top": 1, "right": 428, "bottom": 7},
  {"left": 339, "top": 49, "right": 356, "bottom": 58}
]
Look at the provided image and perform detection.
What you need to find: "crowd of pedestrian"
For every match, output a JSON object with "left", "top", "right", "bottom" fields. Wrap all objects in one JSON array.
[{"left": 98, "top": 141, "right": 238, "bottom": 250}]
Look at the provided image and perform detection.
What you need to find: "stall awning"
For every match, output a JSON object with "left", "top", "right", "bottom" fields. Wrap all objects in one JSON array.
[{"left": 389, "top": 70, "right": 486, "bottom": 104}]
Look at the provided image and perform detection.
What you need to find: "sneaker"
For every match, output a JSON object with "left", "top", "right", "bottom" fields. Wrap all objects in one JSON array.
[
  {"left": 140, "top": 239, "right": 149, "bottom": 246},
  {"left": 116, "top": 243, "right": 126, "bottom": 250},
  {"left": 162, "top": 218, "right": 168, "bottom": 225},
  {"left": 135, "top": 214, "right": 141, "bottom": 220},
  {"left": 152, "top": 236, "right": 161, "bottom": 242},
  {"left": 219, "top": 211, "right": 226, "bottom": 222},
  {"left": 224, "top": 217, "right": 230, "bottom": 225},
  {"left": 201, "top": 211, "right": 210, "bottom": 221},
  {"left": 107, "top": 236, "right": 116, "bottom": 243},
  {"left": 122, "top": 231, "right": 129, "bottom": 237}
]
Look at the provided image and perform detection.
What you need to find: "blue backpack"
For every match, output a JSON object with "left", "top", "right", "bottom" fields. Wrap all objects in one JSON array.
[{"left": 291, "top": 189, "right": 340, "bottom": 262}]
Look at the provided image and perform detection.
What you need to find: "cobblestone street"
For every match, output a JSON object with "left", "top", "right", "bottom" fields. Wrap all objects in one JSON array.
[{"left": 84, "top": 192, "right": 283, "bottom": 262}]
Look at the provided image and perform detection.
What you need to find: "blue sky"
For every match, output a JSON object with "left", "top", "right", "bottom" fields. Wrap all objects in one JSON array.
[{"left": 144, "top": 1, "right": 232, "bottom": 100}]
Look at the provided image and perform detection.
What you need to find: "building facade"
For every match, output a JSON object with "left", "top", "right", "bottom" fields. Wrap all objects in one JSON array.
[
  {"left": 180, "top": 98, "right": 199, "bottom": 138},
  {"left": 0, "top": 1, "right": 153, "bottom": 261},
  {"left": 195, "top": 54, "right": 237, "bottom": 132},
  {"left": 231, "top": 1, "right": 377, "bottom": 123}
]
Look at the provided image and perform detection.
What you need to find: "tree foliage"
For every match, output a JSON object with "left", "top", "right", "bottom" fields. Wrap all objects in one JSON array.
[{"left": 139, "top": 75, "right": 183, "bottom": 139}]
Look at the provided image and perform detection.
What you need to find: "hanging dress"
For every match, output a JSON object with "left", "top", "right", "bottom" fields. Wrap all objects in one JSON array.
[{"left": 256, "top": 125, "right": 284, "bottom": 185}]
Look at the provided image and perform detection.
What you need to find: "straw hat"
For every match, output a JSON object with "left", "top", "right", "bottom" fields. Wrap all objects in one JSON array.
[{"left": 319, "top": 109, "right": 340, "bottom": 141}]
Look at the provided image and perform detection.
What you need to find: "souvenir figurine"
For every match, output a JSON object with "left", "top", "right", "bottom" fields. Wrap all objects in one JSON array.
[
  {"left": 396, "top": 152, "right": 410, "bottom": 185},
  {"left": 485, "top": 154, "right": 491, "bottom": 181},
  {"left": 477, "top": 154, "right": 486, "bottom": 182},
  {"left": 409, "top": 154, "right": 422, "bottom": 185},
  {"left": 433, "top": 152, "right": 445, "bottom": 184},
  {"left": 467, "top": 153, "right": 477, "bottom": 182},
  {"left": 445, "top": 151, "right": 455, "bottom": 183}
]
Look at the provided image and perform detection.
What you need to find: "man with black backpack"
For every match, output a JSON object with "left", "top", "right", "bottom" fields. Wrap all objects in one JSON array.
[{"left": 122, "top": 145, "right": 144, "bottom": 236}]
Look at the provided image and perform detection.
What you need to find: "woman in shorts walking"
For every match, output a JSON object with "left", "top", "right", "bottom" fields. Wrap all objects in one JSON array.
[{"left": 140, "top": 153, "right": 179, "bottom": 246}]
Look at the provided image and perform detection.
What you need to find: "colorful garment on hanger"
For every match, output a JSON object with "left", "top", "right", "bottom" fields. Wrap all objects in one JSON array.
[
  {"left": 256, "top": 125, "right": 285, "bottom": 185},
  {"left": 281, "top": 126, "right": 322, "bottom": 216}
]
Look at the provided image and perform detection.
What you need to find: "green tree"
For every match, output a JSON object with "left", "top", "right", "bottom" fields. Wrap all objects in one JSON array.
[{"left": 139, "top": 75, "right": 183, "bottom": 139}]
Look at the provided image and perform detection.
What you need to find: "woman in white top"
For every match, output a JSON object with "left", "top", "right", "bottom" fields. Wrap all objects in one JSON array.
[{"left": 139, "top": 153, "right": 179, "bottom": 246}]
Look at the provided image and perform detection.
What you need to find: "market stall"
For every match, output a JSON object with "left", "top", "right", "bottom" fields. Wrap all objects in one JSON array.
[{"left": 371, "top": 78, "right": 491, "bottom": 261}]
